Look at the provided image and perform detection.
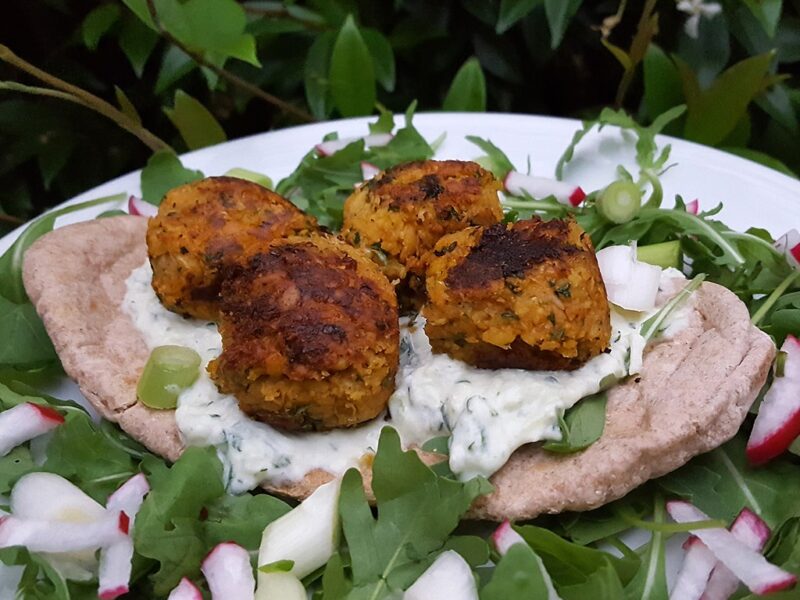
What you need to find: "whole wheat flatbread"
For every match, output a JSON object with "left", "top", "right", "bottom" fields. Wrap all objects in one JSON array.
[{"left": 23, "top": 216, "right": 775, "bottom": 521}]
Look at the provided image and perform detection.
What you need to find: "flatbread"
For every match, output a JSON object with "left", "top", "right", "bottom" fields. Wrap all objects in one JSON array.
[{"left": 23, "top": 216, "right": 775, "bottom": 521}]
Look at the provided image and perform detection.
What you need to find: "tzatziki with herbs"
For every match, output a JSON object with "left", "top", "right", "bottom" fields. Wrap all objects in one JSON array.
[{"left": 123, "top": 261, "right": 690, "bottom": 492}]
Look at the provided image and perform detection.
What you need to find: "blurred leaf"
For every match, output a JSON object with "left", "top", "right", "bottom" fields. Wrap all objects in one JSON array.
[
  {"left": 157, "top": 0, "right": 260, "bottom": 67},
  {"left": 121, "top": 0, "right": 156, "bottom": 29},
  {"left": 163, "top": 90, "right": 227, "bottom": 150},
  {"left": 676, "top": 9, "right": 730, "bottom": 88},
  {"left": 155, "top": 46, "right": 195, "bottom": 94},
  {"left": 37, "top": 137, "right": 75, "bottom": 190},
  {"left": 681, "top": 52, "right": 775, "bottom": 146},
  {"left": 496, "top": 0, "right": 541, "bottom": 34},
  {"left": 329, "top": 15, "right": 375, "bottom": 117},
  {"left": 114, "top": 86, "right": 142, "bottom": 126},
  {"left": 119, "top": 13, "right": 159, "bottom": 77},
  {"left": 776, "top": 17, "right": 800, "bottom": 63},
  {"left": 757, "top": 83, "right": 799, "bottom": 133},
  {"left": 82, "top": 4, "right": 121, "bottom": 50},
  {"left": 544, "top": 0, "right": 583, "bottom": 48},
  {"left": 443, "top": 57, "right": 486, "bottom": 112},
  {"left": 722, "top": 147, "right": 798, "bottom": 177},
  {"left": 742, "top": 0, "right": 783, "bottom": 38},
  {"left": 362, "top": 28, "right": 396, "bottom": 92},
  {"left": 140, "top": 150, "right": 204, "bottom": 204},
  {"left": 602, "top": 39, "right": 632, "bottom": 70},
  {"left": 642, "top": 45, "right": 683, "bottom": 121},
  {"left": 304, "top": 31, "right": 335, "bottom": 119}
]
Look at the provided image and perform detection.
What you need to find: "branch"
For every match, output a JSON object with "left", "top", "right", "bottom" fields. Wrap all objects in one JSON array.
[
  {"left": 0, "top": 46, "right": 172, "bottom": 153},
  {"left": 145, "top": 0, "right": 315, "bottom": 123},
  {"left": 242, "top": 4, "right": 327, "bottom": 31},
  {"left": 0, "top": 213, "right": 25, "bottom": 226}
]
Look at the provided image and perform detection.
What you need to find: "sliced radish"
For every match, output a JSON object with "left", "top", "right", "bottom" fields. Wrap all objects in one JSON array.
[
  {"left": 491, "top": 520, "right": 560, "bottom": 599},
  {"left": 202, "top": 542, "right": 255, "bottom": 600},
  {"left": 0, "top": 403, "right": 64, "bottom": 457},
  {"left": 671, "top": 537, "right": 718, "bottom": 600},
  {"left": 747, "top": 335, "right": 800, "bottom": 465},
  {"left": 11, "top": 472, "right": 105, "bottom": 522},
  {"left": 168, "top": 577, "right": 203, "bottom": 600},
  {"left": 98, "top": 474, "right": 149, "bottom": 598},
  {"left": 128, "top": 196, "right": 158, "bottom": 218},
  {"left": 315, "top": 133, "right": 393, "bottom": 157},
  {"left": 504, "top": 171, "right": 586, "bottom": 206},
  {"left": 686, "top": 199, "right": 699, "bottom": 215},
  {"left": 0, "top": 511, "right": 127, "bottom": 553},
  {"left": 596, "top": 245, "right": 662, "bottom": 312},
  {"left": 255, "top": 572, "right": 306, "bottom": 600},
  {"left": 258, "top": 477, "right": 341, "bottom": 582},
  {"left": 404, "top": 550, "right": 477, "bottom": 600},
  {"left": 98, "top": 536, "right": 133, "bottom": 600},
  {"left": 666, "top": 501, "right": 796, "bottom": 595},
  {"left": 361, "top": 161, "right": 381, "bottom": 181},
  {"left": 774, "top": 229, "right": 800, "bottom": 269},
  {"left": 701, "top": 509, "right": 772, "bottom": 600}
]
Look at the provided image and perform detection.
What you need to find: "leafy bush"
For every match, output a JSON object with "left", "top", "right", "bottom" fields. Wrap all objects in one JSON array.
[{"left": 1, "top": 0, "right": 799, "bottom": 235}]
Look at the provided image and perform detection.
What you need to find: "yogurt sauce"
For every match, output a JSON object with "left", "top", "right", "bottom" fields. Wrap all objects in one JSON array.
[{"left": 123, "top": 262, "right": 689, "bottom": 491}]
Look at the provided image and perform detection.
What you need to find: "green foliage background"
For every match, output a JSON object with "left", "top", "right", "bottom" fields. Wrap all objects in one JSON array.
[{"left": 2, "top": 0, "right": 799, "bottom": 236}]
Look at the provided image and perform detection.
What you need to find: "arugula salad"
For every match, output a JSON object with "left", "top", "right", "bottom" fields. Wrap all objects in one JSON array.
[{"left": 1, "top": 105, "right": 799, "bottom": 599}]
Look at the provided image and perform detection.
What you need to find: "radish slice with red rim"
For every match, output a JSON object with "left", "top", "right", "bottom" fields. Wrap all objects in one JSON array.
[
  {"left": 107, "top": 473, "right": 150, "bottom": 524},
  {"left": 666, "top": 501, "right": 796, "bottom": 595},
  {"left": 0, "top": 511, "right": 127, "bottom": 553},
  {"left": 98, "top": 535, "right": 134, "bottom": 600},
  {"left": 315, "top": 133, "right": 393, "bottom": 157},
  {"left": 774, "top": 229, "right": 800, "bottom": 269},
  {"left": 128, "top": 196, "right": 158, "bottom": 218},
  {"left": 0, "top": 402, "right": 64, "bottom": 457},
  {"left": 202, "top": 542, "right": 255, "bottom": 600},
  {"left": 671, "top": 536, "right": 718, "bottom": 600},
  {"left": 503, "top": 171, "right": 585, "bottom": 206},
  {"left": 168, "top": 577, "right": 203, "bottom": 600},
  {"left": 701, "top": 508, "right": 771, "bottom": 600},
  {"left": 361, "top": 161, "right": 381, "bottom": 181},
  {"left": 747, "top": 335, "right": 800, "bottom": 465},
  {"left": 686, "top": 199, "right": 699, "bottom": 215},
  {"left": 596, "top": 245, "right": 662, "bottom": 312}
]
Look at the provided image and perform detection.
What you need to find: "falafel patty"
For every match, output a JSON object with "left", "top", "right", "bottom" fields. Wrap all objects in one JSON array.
[
  {"left": 422, "top": 218, "right": 611, "bottom": 371},
  {"left": 341, "top": 160, "right": 503, "bottom": 305},
  {"left": 207, "top": 235, "right": 399, "bottom": 431},
  {"left": 146, "top": 176, "right": 317, "bottom": 321}
]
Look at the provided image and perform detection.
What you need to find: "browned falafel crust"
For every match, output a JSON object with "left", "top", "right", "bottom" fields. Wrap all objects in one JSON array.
[
  {"left": 341, "top": 160, "right": 503, "bottom": 304},
  {"left": 207, "top": 235, "right": 400, "bottom": 431},
  {"left": 423, "top": 218, "right": 611, "bottom": 370},
  {"left": 146, "top": 176, "right": 317, "bottom": 321}
]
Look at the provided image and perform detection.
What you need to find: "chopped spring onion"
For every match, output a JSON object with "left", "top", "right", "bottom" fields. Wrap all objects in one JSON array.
[
  {"left": 597, "top": 180, "right": 642, "bottom": 224},
  {"left": 136, "top": 345, "right": 201, "bottom": 410},
  {"left": 224, "top": 168, "right": 274, "bottom": 189},
  {"left": 636, "top": 240, "right": 681, "bottom": 269},
  {"left": 640, "top": 274, "right": 705, "bottom": 342}
]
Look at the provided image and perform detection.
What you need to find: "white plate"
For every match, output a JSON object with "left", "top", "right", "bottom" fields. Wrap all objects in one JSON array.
[{"left": 1, "top": 112, "right": 798, "bottom": 592}]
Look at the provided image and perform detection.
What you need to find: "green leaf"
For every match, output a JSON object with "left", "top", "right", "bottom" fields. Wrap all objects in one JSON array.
[
  {"left": 140, "top": 150, "right": 204, "bottom": 204},
  {"left": 304, "top": 31, "right": 336, "bottom": 119},
  {"left": 224, "top": 168, "right": 273, "bottom": 188},
  {"left": 442, "top": 536, "right": 490, "bottom": 568},
  {"left": 682, "top": 52, "right": 775, "bottom": 146},
  {"left": 544, "top": 0, "right": 583, "bottom": 48},
  {"left": 543, "top": 392, "right": 607, "bottom": 454},
  {"left": 321, "top": 552, "right": 352, "bottom": 599},
  {"left": 163, "top": 90, "right": 227, "bottom": 150},
  {"left": 0, "top": 547, "right": 71, "bottom": 599},
  {"left": 0, "top": 298, "right": 57, "bottom": 367},
  {"left": 82, "top": 4, "right": 121, "bottom": 50},
  {"left": 480, "top": 544, "right": 549, "bottom": 599},
  {"left": 157, "top": 0, "right": 260, "bottom": 66},
  {"left": 329, "top": 15, "right": 376, "bottom": 117},
  {"left": 516, "top": 524, "right": 639, "bottom": 587},
  {"left": 121, "top": 0, "right": 157, "bottom": 29},
  {"left": 361, "top": 29, "right": 396, "bottom": 92},
  {"left": 204, "top": 492, "right": 289, "bottom": 549},
  {"left": 623, "top": 497, "right": 668, "bottom": 600},
  {"left": 558, "top": 558, "right": 626, "bottom": 600},
  {"left": 642, "top": 45, "right": 683, "bottom": 122},
  {"left": 0, "top": 446, "right": 36, "bottom": 495},
  {"left": 743, "top": 0, "right": 783, "bottom": 38},
  {"left": 368, "top": 108, "right": 395, "bottom": 135},
  {"left": 658, "top": 433, "right": 800, "bottom": 528},
  {"left": 135, "top": 447, "right": 225, "bottom": 595},
  {"left": 115, "top": 86, "right": 142, "bottom": 126},
  {"left": 497, "top": 0, "right": 541, "bottom": 34},
  {"left": 119, "top": 14, "right": 159, "bottom": 78},
  {"left": 339, "top": 428, "right": 491, "bottom": 597},
  {"left": 443, "top": 57, "right": 487, "bottom": 112},
  {"left": 155, "top": 46, "right": 196, "bottom": 94}
]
